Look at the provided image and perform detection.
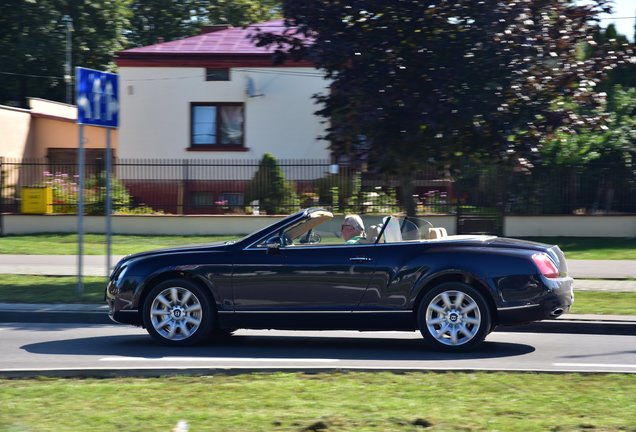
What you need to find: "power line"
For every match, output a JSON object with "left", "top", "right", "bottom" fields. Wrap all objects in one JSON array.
[{"left": 0, "top": 71, "right": 62, "bottom": 80}]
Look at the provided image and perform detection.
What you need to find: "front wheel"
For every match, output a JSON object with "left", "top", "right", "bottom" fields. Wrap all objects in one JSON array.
[
  {"left": 417, "top": 282, "right": 491, "bottom": 352},
  {"left": 143, "top": 278, "right": 214, "bottom": 346}
]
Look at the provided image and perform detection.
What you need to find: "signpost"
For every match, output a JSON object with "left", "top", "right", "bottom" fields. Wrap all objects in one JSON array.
[{"left": 76, "top": 67, "right": 119, "bottom": 294}]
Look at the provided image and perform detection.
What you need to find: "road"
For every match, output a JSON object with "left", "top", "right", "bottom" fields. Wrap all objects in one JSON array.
[{"left": 1, "top": 323, "right": 635, "bottom": 377}]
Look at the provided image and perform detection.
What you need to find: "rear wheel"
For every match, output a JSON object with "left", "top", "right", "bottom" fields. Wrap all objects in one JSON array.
[
  {"left": 417, "top": 282, "right": 491, "bottom": 352},
  {"left": 143, "top": 278, "right": 214, "bottom": 346}
]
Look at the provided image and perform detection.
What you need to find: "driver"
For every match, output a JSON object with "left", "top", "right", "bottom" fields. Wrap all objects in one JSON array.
[{"left": 341, "top": 214, "right": 366, "bottom": 244}]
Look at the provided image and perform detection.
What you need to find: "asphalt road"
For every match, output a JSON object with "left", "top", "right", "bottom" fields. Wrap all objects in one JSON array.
[{"left": 1, "top": 323, "right": 635, "bottom": 377}]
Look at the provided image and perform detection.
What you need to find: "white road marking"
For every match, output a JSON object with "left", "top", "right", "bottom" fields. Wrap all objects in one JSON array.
[
  {"left": 554, "top": 363, "right": 636, "bottom": 369},
  {"left": 100, "top": 356, "right": 340, "bottom": 363}
]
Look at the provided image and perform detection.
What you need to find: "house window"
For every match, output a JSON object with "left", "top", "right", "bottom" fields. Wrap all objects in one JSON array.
[
  {"left": 190, "top": 103, "right": 245, "bottom": 149},
  {"left": 206, "top": 68, "right": 230, "bottom": 81},
  {"left": 218, "top": 192, "right": 244, "bottom": 207}
]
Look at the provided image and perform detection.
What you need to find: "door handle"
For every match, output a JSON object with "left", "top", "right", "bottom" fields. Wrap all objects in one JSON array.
[{"left": 349, "top": 257, "right": 373, "bottom": 263}]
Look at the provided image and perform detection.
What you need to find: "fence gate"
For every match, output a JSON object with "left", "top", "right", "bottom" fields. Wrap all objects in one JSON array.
[{"left": 456, "top": 207, "right": 503, "bottom": 236}]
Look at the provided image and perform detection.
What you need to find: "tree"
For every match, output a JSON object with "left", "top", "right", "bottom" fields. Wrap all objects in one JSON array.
[
  {"left": 0, "top": 0, "right": 131, "bottom": 107},
  {"left": 255, "top": 0, "right": 631, "bottom": 215},
  {"left": 127, "top": 0, "right": 281, "bottom": 47},
  {"left": 245, "top": 153, "right": 299, "bottom": 214},
  {"left": 0, "top": 0, "right": 280, "bottom": 105}
]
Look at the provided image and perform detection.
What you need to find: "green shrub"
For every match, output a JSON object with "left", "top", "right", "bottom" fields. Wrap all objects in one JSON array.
[{"left": 245, "top": 153, "right": 299, "bottom": 215}]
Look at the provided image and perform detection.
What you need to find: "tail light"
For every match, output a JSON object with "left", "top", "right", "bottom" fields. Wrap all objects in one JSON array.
[{"left": 532, "top": 254, "right": 559, "bottom": 279}]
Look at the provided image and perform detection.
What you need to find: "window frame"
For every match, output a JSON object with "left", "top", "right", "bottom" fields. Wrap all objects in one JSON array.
[
  {"left": 189, "top": 102, "right": 247, "bottom": 151},
  {"left": 205, "top": 68, "right": 230, "bottom": 81}
]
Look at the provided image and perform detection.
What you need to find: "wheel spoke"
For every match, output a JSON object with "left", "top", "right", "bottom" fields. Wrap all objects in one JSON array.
[
  {"left": 170, "top": 287, "right": 179, "bottom": 304},
  {"left": 156, "top": 294, "right": 171, "bottom": 308},
  {"left": 178, "top": 322, "right": 191, "bottom": 338},
  {"left": 151, "top": 308, "right": 169, "bottom": 317},
  {"left": 166, "top": 322, "right": 177, "bottom": 339},
  {"left": 185, "top": 304, "right": 201, "bottom": 313},
  {"left": 441, "top": 292, "right": 452, "bottom": 308},
  {"left": 185, "top": 316, "right": 201, "bottom": 326},
  {"left": 450, "top": 327, "right": 459, "bottom": 345},
  {"left": 182, "top": 290, "right": 192, "bottom": 305},
  {"left": 155, "top": 317, "right": 171, "bottom": 329},
  {"left": 428, "top": 317, "right": 445, "bottom": 325},
  {"left": 464, "top": 317, "right": 480, "bottom": 325},
  {"left": 461, "top": 302, "right": 478, "bottom": 314},
  {"left": 454, "top": 292, "right": 465, "bottom": 308},
  {"left": 430, "top": 304, "right": 445, "bottom": 314},
  {"left": 435, "top": 323, "right": 450, "bottom": 339},
  {"left": 459, "top": 323, "right": 475, "bottom": 338}
]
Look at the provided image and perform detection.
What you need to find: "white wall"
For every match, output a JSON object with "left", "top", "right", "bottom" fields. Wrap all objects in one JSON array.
[
  {"left": 119, "top": 67, "right": 331, "bottom": 164},
  {"left": 5, "top": 215, "right": 635, "bottom": 237},
  {"left": 505, "top": 215, "right": 636, "bottom": 238},
  {"left": 0, "top": 105, "right": 31, "bottom": 158}
]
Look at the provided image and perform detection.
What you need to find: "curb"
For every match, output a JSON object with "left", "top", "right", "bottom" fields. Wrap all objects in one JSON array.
[{"left": 1, "top": 304, "right": 635, "bottom": 329}]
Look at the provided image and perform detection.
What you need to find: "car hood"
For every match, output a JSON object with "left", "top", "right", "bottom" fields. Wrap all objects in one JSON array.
[{"left": 113, "top": 241, "right": 230, "bottom": 269}]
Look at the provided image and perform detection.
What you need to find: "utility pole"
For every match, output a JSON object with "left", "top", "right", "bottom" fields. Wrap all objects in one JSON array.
[{"left": 62, "top": 15, "right": 74, "bottom": 104}]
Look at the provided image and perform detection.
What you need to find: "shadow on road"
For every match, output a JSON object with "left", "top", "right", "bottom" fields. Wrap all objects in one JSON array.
[{"left": 21, "top": 332, "right": 535, "bottom": 361}]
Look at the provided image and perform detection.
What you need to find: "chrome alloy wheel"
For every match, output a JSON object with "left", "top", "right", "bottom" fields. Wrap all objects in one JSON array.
[
  {"left": 425, "top": 290, "right": 482, "bottom": 346},
  {"left": 149, "top": 286, "right": 203, "bottom": 341}
]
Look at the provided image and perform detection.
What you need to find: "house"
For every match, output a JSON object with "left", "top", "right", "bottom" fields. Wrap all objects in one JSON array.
[
  {"left": 114, "top": 20, "right": 332, "bottom": 212},
  {"left": 0, "top": 98, "right": 119, "bottom": 207},
  {"left": 0, "top": 98, "right": 118, "bottom": 163}
]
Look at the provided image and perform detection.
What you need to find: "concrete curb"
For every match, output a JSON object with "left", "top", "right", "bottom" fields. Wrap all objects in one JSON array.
[{"left": 1, "top": 303, "right": 634, "bottom": 326}]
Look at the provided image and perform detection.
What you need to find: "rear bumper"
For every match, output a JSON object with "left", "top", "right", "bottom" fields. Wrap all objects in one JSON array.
[{"left": 497, "top": 277, "right": 574, "bottom": 325}]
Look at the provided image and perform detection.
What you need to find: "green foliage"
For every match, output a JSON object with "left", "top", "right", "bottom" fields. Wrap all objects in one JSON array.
[
  {"left": 245, "top": 153, "right": 299, "bottom": 214},
  {"left": 255, "top": 1, "right": 630, "bottom": 214},
  {"left": 0, "top": 0, "right": 131, "bottom": 107},
  {"left": 84, "top": 171, "right": 132, "bottom": 215},
  {"left": 36, "top": 171, "right": 161, "bottom": 215},
  {"left": 0, "top": 0, "right": 280, "bottom": 106}
]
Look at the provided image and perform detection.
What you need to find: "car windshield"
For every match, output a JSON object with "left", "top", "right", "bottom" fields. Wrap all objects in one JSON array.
[{"left": 256, "top": 211, "right": 447, "bottom": 247}]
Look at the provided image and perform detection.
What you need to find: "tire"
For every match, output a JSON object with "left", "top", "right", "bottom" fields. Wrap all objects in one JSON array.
[
  {"left": 417, "top": 282, "right": 491, "bottom": 352},
  {"left": 143, "top": 278, "right": 214, "bottom": 346}
]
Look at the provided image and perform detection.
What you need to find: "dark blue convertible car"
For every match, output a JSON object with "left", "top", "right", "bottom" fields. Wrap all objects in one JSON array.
[{"left": 106, "top": 208, "right": 573, "bottom": 352}]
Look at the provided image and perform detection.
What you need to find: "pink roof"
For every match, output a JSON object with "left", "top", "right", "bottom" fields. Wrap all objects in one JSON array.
[{"left": 120, "top": 20, "right": 286, "bottom": 55}]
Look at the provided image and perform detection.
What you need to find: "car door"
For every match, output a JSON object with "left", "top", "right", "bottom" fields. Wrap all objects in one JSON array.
[{"left": 232, "top": 243, "right": 379, "bottom": 311}]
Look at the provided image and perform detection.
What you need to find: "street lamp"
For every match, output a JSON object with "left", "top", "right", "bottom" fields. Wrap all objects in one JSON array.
[{"left": 62, "top": 15, "right": 74, "bottom": 104}]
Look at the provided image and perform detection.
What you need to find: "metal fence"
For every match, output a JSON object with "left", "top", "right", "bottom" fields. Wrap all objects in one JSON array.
[{"left": 1, "top": 157, "right": 635, "bottom": 216}]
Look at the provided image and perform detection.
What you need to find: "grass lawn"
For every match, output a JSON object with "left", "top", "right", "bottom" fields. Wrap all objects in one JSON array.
[
  {"left": 1, "top": 234, "right": 636, "bottom": 259},
  {"left": 0, "top": 233, "right": 241, "bottom": 255},
  {"left": 522, "top": 237, "right": 636, "bottom": 260},
  {"left": 0, "top": 274, "right": 634, "bottom": 315},
  {"left": 0, "top": 372, "right": 634, "bottom": 431}
]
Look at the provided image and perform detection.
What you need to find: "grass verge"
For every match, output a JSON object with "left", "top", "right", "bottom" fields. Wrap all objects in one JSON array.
[
  {"left": 0, "top": 372, "right": 634, "bottom": 431},
  {"left": 0, "top": 233, "right": 240, "bottom": 255},
  {"left": 522, "top": 237, "right": 636, "bottom": 260},
  {"left": 0, "top": 275, "right": 105, "bottom": 303},
  {"left": 0, "top": 274, "right": 634, "bottom": 314},
  {"left": 1, "top": 234, "right": 636, "bottom": 259}
]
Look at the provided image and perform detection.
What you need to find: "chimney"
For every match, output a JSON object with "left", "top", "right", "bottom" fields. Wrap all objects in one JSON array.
[{"left": 200, "top": 25, "right": 231, "bottom": 34}]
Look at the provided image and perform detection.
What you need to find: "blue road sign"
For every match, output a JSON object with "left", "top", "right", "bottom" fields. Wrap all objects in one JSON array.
[{"left": 76, "top": 67, "right": 119, "bottom": 128}]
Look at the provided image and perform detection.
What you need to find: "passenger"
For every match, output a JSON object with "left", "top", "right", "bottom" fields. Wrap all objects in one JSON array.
[{"left": 341, "top": 214, "right": 366, "bottom": 244}]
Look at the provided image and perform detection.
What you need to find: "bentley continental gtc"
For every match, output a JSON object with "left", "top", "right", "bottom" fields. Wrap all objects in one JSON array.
[{"left": 106, "top": 208, "right": 573, "bottom": 352}]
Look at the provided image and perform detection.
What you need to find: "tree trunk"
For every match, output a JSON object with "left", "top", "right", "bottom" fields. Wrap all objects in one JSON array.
[{"left": 399, "top": 170, "right": 416, "bottom": 217}]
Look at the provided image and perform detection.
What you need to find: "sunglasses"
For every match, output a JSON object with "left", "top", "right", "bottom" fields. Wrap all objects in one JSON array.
[{"left": 341, "top": 224, "right": 354, "bottom": 230}]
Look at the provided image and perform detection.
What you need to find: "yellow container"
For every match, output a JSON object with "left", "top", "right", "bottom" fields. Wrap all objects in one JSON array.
[{"left": 21, "top": 187, "right": 53, "bottom": 214}]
